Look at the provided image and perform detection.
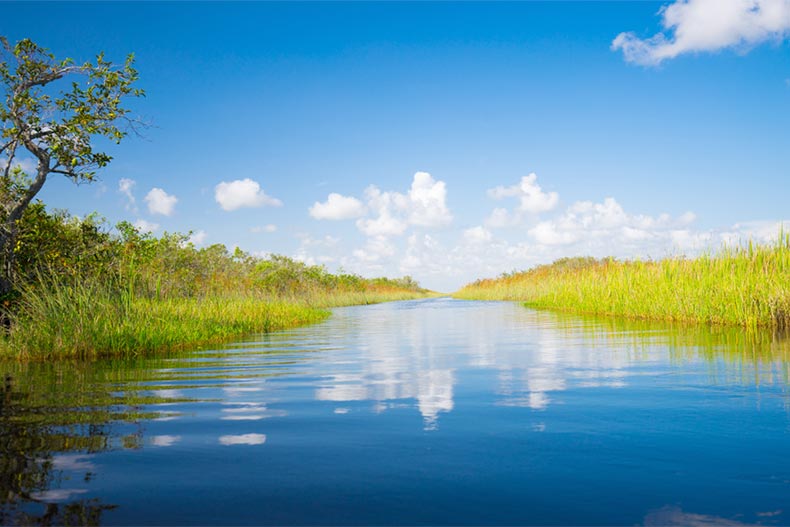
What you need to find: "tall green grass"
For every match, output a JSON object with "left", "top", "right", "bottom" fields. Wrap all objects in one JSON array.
[
  {"left": 2, "top": 208, "right": 435, "bottom": 361},
  {"left": 2, "top": 277, "right": 430, "bottom": 361},
  {"left": 455, "top": 236, "right": 790, "bottom": 330}
]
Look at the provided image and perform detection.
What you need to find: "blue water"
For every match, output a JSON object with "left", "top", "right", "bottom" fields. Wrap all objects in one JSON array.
[{"left": 2, "top": 298, "right": 790, "bottom": 525}]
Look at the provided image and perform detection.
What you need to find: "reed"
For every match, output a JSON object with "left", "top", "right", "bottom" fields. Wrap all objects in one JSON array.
[
  {"left": 1, "top": 209, "right": 434, "bottom": 361},
  {"left": 1, "top": 277, "right": 430, "bottom": 361},
  {"left": 455, "top": 236, "right": 790, "bottom": 330}
]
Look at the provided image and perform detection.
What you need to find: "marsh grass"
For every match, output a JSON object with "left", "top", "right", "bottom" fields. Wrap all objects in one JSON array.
[
  {"left": 455, "top": 236, "right": 790, "bottom": 329},
  {"left": 1, "top": 210, "right": 435, "bottom": 360},
  {"left": 3, "top": 276, "right": 429, "bottom": 361}
]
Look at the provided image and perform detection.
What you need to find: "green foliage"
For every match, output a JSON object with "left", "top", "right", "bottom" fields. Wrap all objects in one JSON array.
[
  {"left": 0, "top": 36, "right": 143, "bottom": 184},
  {"left": 1, "top": 203, "right": 430, "bottom": 359},
  {"left": 0, "top": 35, "right": 143, "bottom": 298},
  {"left": 455, "top": 235, "right": 790, "bottom": 329},
  {"left": 16, "top": 201, "right": 116, "bottom": 280}
]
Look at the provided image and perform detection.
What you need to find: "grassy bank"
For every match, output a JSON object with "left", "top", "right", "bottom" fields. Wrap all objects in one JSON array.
[
  {"left": 3, "top": 282, "right": 428, "bottom": 361},
  {"left": 1, "top": 204, "right": 433, "bottom": 361},
  {"left": 455, "top": 237, "right": 790, "bottom": 329}
]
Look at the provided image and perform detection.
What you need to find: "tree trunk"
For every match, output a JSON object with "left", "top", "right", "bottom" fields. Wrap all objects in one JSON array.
[{"left": 0, "top": 225, "right": 18, "bottom": 332}]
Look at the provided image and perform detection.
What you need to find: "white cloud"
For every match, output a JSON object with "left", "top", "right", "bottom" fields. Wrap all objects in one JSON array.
[
  {"left": 526, "top": 197, "right": 697, "bottom": 248},
  {"left": 485, "top": 207, "right": 520, "bottom": 228},
  {"left": 485, "top": 173, "right": 559, "bottom": 229},
  {"left": 353, "top": 236, "right": 397, "bottom": 263},
  {"left": 250, "top": 224, "right": 277, "bottom": 233},
  {"left": 293, "top": 234, "right": 342, "bottom": 266},
  {"left": 282, "top": 170, "right": 787, "bottom": 292},
  {"left": 488, "top": 173, "right": 559, "bottom": 214},
  {"left": 463, "top": 226, "right": 493, "bottom": 244},
  {"left": 529, "top": 221, "right": 581, "bottom": 246},
  {"left": 354, "top": 172, "right": 452, "bottom": 238},
  {"left": 188, "top": 230, "right": 207, "bottom": 245},
  {"left": 309, "top": 193, "right": 366, "bottom": 220},
  {"left": 382, "top": 194, "right": 707, "bottom": 290},
  {"left": 219, "top": 433, "right": 267, "bottom": 446},
  {"left": 612, "top": 0, "right": 790, "bottom": 66},
  {"left": 300, "top": 234, "right": 340, "bottom": 248},
  {"left": 720, "top": 219, "right": 790, "bottom": 245},
  {"left": 356, "top": 186, "right": 410, "bottom": 237},
  {"left": 145, "top": 187, "right": 178, "bottom": 216},
  {"left": 118, "top": 178, "right": 137, "bottom": 212},
  {"left": 133, "top": 219, "right": 159, "bottom": 233},
  {"left": 400, "top": 233, "right": 450, "bottom": 275},
  {"left": 215, "top": 178, "right": 283, "bottom": 211},
  {"left": 408, "top": 172, "right": 453, "bottom": 227}
]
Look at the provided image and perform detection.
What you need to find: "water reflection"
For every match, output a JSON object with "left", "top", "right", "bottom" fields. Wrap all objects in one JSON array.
[
  {"left": 310, "top": 300, "right": 758, "bottom": 422},
  {"left": 1, "top": 298, "right": 790, "bottom": 525},
  {"left": 218, "top": 434, "right": 266, "bottom": 446},
  {"left": 308, "top": 301, "right": 790, "bottom": 422},
  {"left": 643, "top": 505, "right": 772, "bottom": 526}
]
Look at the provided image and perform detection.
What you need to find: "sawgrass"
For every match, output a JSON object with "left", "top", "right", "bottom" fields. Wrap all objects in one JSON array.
[
  {"left": 455, "top": 236, "right": 790, "bottom": 330},
  {"left": 1, "top": 279, "right": 430, "bottom": 361}
]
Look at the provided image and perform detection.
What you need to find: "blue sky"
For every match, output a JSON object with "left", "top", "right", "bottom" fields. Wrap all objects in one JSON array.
[{"left": 4, "top": 1, "right": 790, "bottom": 291}]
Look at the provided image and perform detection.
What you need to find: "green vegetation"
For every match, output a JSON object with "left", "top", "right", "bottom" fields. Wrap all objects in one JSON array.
[
  {"left": 0, "top": 37, "right": 430, "bottom": 361},
  {"left": 455, "top": 236, "right": 790, "bottom": 330},
  {"left": 1, "top": 203, "right": 431, "bottom": 360},
  {"left": 1, "top": 36, "right": 143, "bottom": 298}
]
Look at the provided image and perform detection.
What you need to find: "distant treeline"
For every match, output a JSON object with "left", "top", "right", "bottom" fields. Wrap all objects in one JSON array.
[{"left": 12, "top": 201, "right": 424, "bottom": 301}]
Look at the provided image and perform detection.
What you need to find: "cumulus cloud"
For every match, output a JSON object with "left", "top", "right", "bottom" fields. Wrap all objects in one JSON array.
[
  {"left": 526, "top": 197, "right": 697, "bottom": 247},
  {"left": 720, "top": 219, "right": 790, "bottom": 245},
  {"left": 250, "top": 224, "right": 277, "bottom": 233},
  {"left": 133, "top": 219, "right": 159, "bottom": 233},
  {"left": 378, "top": 197, "right": 705, "bottom": 290},
  {"left": 488, "top": 173, "right": 559, "bottom": 214},
  {"left": 354, "top": 172, "right": 452, "bottom": 238},
  {"left": 215, "top": 178, "right": 282, "bottom": 211},
  {"left": 293, "top": 235, "right": 342, "bottom": 266},
  {"left": 612, "top": 0, "right": 790, "bottom": 66},
  {"left": 463, "top": 226, "right": 493, "bottom": 244},
  {"left": 485, "top": 207, "right": 520, "bottom": 228},
  {"left": 145, "top": 187, "right": 178, "bottom": 216},
  {"left": 408, "top": 172, "right": 453, "bottom": 227},
  {"left": 308, "top": 172, "right": 452, "bottom": 240},
  {"left": 400, "top": 234, "right": 448, "bottom": 275},
  {"left": 484, "top": 173, "right": 558, "bottom": 228},
  {"left": 356, "top": 185, "right": 410, "bottom": 237},
  {"left": 118, "top": 178, "right": 137, "bottom": 212},
  {"left": 309, "top": 193, "right": 366, "bottom": 220},
  {"left": 291, "top": 170, "right": 787, "bottom": 292},
  {"left": 353, "top": 236, "right": 397, "bottom": 264}
]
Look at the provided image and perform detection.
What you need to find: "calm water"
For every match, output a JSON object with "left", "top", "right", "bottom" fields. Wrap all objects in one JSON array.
[{"left": 3, "top": 298, "right": 790, "bottom": 525}]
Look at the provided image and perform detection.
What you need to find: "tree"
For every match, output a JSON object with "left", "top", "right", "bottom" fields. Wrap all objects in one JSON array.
[{"left": 0, "top": 36, "right": 143, "bottom": 297}]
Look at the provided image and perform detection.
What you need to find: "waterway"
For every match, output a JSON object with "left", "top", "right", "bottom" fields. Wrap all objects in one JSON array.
[{"left": 2, "top": 298, "right": 789, "bottom": 525}]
